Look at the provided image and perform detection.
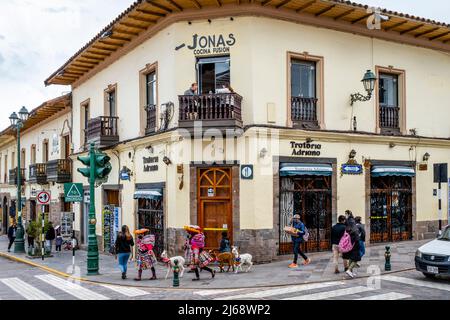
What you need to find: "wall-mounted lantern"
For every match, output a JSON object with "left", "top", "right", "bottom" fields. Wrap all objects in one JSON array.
[
  {"left": 350, "top": 70, "right": 377, "bottom": 106},
  {"left": 423, "top": 152, "right": 430, "bottom": 162}
]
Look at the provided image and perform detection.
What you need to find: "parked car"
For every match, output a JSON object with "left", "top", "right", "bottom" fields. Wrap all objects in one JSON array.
[{"left": 415, "top": 225, "right": 450, "bottom": 278}]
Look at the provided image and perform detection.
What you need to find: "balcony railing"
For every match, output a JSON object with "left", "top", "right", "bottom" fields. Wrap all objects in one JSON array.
[
  {"left": 47, "top": 159, "right": 72, "bottom": 183},
  {"left": 380, "top": 105, "right": 400, "bottom": 134},
  {"left": 8, "top": 168, "right": 25, "bottom": 185},
  {"left": 145, "top": 104, "right": 157, "bottom": 135},
  {"left": 87, "top": 116, "right": 119, "bottom": 148},
  {"left": 29, "top": 163, "right": 47, "bottom": 185},
  {"left": 178, "top": 93, "right": 243, "bottom": 131},
  {"left": 291, "top": 97, "right": 319, "bottom": 129}
]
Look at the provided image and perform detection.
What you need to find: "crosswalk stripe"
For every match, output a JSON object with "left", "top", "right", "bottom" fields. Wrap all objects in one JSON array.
[
  {"left": 0, "top": 278, "right": 55, "bottom": 300},
  {"left": 356, "top": 292, "right": 411, "bottom": 300},
  {"left": 216, "top": 282, "right": 339, "bottom": 300},
  {"left": 284, "top": 286, "right": 374, "bottom": 300},
  {"left": 35, "top": 275, "right": 109, "bottom": 300},
  {"left": 382, "top": 275, "right": 450, "bottom": 292},
  {"left": 100, "top": 284, "right": 149, "bottom": 297},
  {"left": 195, "top": 289, "right": 246, "bottom": 297}
]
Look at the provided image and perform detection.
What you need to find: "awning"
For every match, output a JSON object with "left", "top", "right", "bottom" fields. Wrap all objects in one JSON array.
[
  {"left": 280, "top": 163, "right": 333, "bottom": 177},
  {"left": 133, "top": 189, "right": 162, "bottom": 200},
  {"left": 371, "top": 166, "right": 416, "bottom": 177}
]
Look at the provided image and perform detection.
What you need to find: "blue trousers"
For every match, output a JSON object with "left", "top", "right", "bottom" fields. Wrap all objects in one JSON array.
[
  {"left": 293, "top": 241, "right": 308, "bottom": 264},
  {"left": 359, "top": 240, "right": 366, "bottom": 258},
  {"left": 118, "top": 253, "right": 131, "bottom": 273}
]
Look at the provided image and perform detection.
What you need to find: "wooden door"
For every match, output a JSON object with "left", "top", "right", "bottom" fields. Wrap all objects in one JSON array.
[
  {"left": 198, "top": 168, "right": 232, "bottom": 249},
  {"left": 105, "top": 190, "right": 120, "bottom": 206},
  {"left": 63, "top": 135, "right": 70, "bottom": 159}
]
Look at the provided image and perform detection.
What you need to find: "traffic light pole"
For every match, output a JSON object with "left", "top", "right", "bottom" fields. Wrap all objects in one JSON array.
[{"left": 87, "top": 143, "right": 99, "bottom": 275}]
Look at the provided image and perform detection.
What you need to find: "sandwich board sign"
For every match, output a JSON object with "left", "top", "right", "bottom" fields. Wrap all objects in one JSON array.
[{"left": 64, "top": 183, "right": 83, "bottom": 203}]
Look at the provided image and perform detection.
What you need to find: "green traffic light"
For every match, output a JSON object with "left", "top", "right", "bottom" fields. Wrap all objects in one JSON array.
[
  {"left": 95, "top": 154, "right": 111, "bottom": 166},
  {"left": 77, "top": 168, "right": 91, "bottom": 178},
  {"left": 77, "top": 155, "right": 90, "bottom": 166},
  {"left": 96, "top": 163, "right": 112, "bottom": 179}
]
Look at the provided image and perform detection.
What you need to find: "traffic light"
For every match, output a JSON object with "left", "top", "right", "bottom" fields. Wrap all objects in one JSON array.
[
  {"left": 77, "top": 151, "right": 112, "bottom": 184},
  {"left": 95, "top": 153, "right": 112, "bottom": 179},
  {"left": 77, "top": 155, "right": 91, "bottom": 178}
]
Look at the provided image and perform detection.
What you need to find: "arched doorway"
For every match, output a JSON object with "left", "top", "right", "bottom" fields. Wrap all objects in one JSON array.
[{"left": 198, "top": 167, "right": 232, "bottom": 249}]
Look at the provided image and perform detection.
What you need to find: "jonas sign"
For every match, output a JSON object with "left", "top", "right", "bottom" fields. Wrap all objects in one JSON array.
[{"left": 176, "top": 33, "right": 236, "bottom": 55}]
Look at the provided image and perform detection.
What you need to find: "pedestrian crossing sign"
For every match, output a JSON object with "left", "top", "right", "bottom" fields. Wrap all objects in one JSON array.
[{"left": 64, "top": 183, "right": 84, "bottom": 202}]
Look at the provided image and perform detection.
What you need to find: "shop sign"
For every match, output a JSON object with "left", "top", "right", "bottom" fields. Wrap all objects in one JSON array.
[
  {"left": 241, "top": 165, "right": 254, "bottom": 180},
  {"left": 143, "top": 156, "right": 159, "bottom": 172},
  {"left": 176, "top": 33, "right": 236, "bottom": 56},
  {"left": 207, "top": 188, "right": 215, "bottom": 197},
  {"left": 341, "top": 164, "right": 363, "bottom": 175},
  {"left": 290, "top": 141, "right": 322, "bottom": 156}
]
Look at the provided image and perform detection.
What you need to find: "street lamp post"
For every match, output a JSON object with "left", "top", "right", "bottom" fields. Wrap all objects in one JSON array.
[{"left": 10, "top": 107, "right": 29, "bottom": 254}]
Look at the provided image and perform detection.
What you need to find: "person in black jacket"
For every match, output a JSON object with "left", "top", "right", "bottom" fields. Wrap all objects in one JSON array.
[
  {"left": 355, "top": 216, "right": 366, "bottom": 261},
  {"left": 7, "top": 222, "right": 17, "bottom": 252},
  {"left": 331, "top": 215, "right": 347, "bottom": 273},
  {"left": 45, "top": 222, "right": 56, "bottom": 253},
  {"left": 115, "top": 225, "right": 135, "bottom": 279},
  {"left": 342, "top": 217, "right": 361, "bottom": 278},
  {"left": 219, "top": 231, "right": 231, "bottom": 253}
]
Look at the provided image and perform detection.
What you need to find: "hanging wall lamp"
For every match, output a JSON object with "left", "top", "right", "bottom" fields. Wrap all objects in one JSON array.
[{"left": 350, "top": 70, "right": 377, "bottom": 106}]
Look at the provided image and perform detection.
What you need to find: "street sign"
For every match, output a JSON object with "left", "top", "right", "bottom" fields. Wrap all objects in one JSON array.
[
  {"left": 341, "top": 164, "right": 363, "bottom": 175},
  {"left": 241, "top": 165, "right": 254, "bottom": 180},
  {"left": 37, "top": 191, "right": 50, "bottom": 205},
  {"left": 64, "top": 183, "right": 84, "bottom": 202}
]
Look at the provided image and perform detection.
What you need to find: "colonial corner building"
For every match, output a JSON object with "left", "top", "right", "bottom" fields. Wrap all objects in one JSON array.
[{"left": 1, "top": 0, "right": 449, "bottom": 263}]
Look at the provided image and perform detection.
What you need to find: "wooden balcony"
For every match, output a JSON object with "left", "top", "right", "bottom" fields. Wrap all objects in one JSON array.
[
  {"left": 87, "top": 116, "right": 119, "bottom": 148},
  {"left": 145, "top": 104, "right": 157, "bottom": 135},
  {"left": 47, "top": 159, "right": 72, "bottom": 183},
  {"left": 178, "top": 93, "right": 243, "bottom": 134},
  {"left": 380, "top": 105, "right": 400, "bottom": 135},
  {"left": 291, "top": 97, "right": 319, "bottom": 129},
  {"left": 8, "top": 168, "right": 25, "bottom": 185},
  {"left": 28, "top": 163, "right": 47, "bottom": 185}
]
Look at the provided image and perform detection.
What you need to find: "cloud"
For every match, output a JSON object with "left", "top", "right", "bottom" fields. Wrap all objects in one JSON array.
[{"left": 44, "top": 7, "right": 69, "bottom": 13}]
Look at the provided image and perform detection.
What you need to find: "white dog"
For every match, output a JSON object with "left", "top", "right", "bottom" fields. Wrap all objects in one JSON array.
[
  {"left": 231, "top": 246, "right": 253, "bottom": 273},
  {"left": 161, "top": 250, "right": 185, "bottom": 280}
]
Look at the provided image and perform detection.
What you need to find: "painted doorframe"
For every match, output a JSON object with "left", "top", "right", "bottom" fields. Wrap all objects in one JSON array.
[
  {"left": 189, "top": 163, "right": 240, "bottom": 248},
  {"left": 273, "top": 156, "right": 337, "bottom": 255},
  {"left": 365, "top": 159, "right": 416, "bottom": 244}
]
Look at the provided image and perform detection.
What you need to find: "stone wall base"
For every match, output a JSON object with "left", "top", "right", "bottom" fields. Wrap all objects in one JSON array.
[
  {"left": 234, "top": 229, "right": 278, "bottom": 264},
  {"left": 167, "top": 228, "right": 188, "bottom": 257},
  {"left": 167, "top": 228, "right": 278, "bottom": 264},
  {"left": 415, "top": 220, "right": 448, "bottom": 240}
]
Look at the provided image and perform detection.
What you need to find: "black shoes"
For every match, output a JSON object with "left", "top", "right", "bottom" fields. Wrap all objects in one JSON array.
[{"left": 121, "top": 272, "right": 127, "bottom": 279}]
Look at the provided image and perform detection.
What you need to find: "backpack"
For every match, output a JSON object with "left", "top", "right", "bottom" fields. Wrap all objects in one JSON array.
[
  {"left": 338, "top": 231, "right": 354, "bottom": 253},
  {"left": 191, "top": 233, "right": 205, "bottom": 248}
]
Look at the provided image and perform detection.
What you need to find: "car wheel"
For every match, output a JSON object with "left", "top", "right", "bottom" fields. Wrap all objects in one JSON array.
[{"left": 422, "top": 272, "right": 435, "bottom": 279}]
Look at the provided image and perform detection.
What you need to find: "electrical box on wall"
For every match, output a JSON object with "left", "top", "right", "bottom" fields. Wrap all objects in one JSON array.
[{"left": 267, "top": 103, "right": 276, "bottom": 123}]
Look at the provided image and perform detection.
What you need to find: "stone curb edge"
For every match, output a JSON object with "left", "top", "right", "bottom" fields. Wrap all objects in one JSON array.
[{"left": 0, "top": 251, "right": 416, "bottom": 291}]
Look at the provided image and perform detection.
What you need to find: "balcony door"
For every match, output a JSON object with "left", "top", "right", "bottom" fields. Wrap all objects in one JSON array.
[
  {"left": 379, "top": 73, "right": 400, "bottom": 134},
  {"left": 197, "top": 56, "right": 230, "bottom": 94},
  {"left": 42, "top": 141, "right": 49, "bottom": 163}
]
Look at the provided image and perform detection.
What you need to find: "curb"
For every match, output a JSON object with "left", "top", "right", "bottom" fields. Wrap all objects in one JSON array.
[{"left": 0, "top": 251, "right": 416, "bottom": 291}]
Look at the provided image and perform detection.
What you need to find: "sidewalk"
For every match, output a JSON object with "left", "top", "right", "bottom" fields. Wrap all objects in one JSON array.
[{"left": 0, "top": 236, "right": 426, "bottom": 289}]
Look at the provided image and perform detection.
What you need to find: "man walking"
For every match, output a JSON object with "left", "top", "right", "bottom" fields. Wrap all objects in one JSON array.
[
  {"left": 7, "top": 222, "right": 17, "bottom": 252},
  {"left": 331, "top": 215, "right": 347, "bottom": 273},
  {"left": 289, "top": 214, "right": 311, "bottom": 268}
]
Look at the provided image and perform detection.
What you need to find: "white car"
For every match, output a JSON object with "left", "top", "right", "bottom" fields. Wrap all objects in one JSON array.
[{"left": 415, "top": 225, "right": 450, "bottom": 278}]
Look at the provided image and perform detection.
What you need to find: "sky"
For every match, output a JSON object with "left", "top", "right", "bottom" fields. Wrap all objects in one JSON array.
[{"left": 0, "top": 0, "right": 449, "bottom": 131}]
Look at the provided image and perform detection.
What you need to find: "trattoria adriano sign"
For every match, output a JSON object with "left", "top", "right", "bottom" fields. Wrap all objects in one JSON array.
[{"left": 290, "top": 141, "right": 322, "bottom": 156}]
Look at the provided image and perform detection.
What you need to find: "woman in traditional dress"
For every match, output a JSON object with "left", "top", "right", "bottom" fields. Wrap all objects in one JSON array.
[
  {"left": 134, "top": 229, "right": 157, "bottom": 281},
  {"left": 183, "top": 226, "right": 215, "bottom": 281}
]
